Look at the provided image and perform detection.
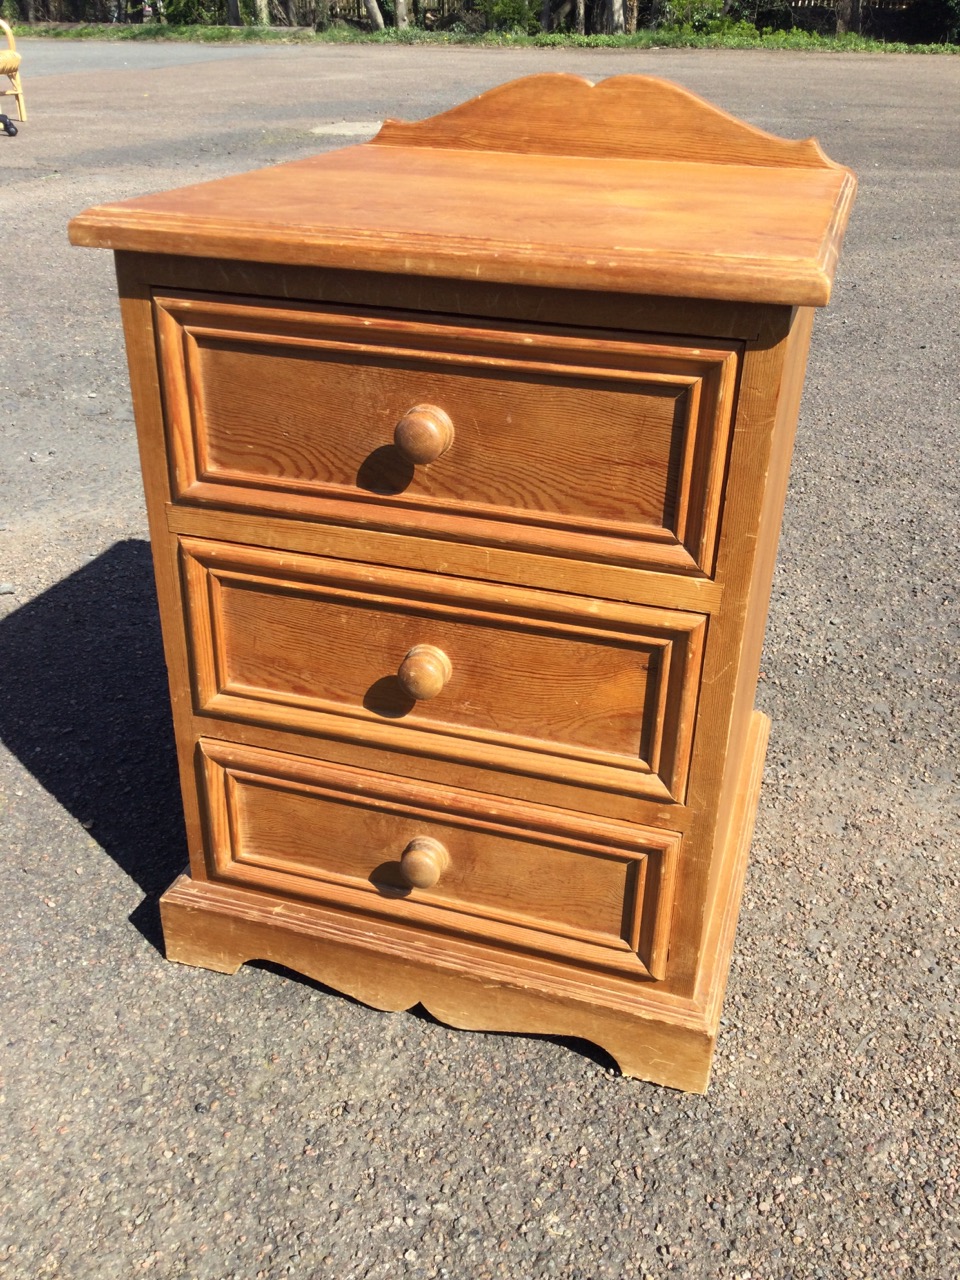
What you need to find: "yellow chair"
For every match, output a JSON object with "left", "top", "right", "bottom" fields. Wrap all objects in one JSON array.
[{"left": 0, "top": 19, "right": 26, "bottom": 124}]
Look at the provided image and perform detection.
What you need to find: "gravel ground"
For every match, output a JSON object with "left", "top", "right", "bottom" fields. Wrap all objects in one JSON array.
[{"left": 0, "top": 42, "right": 958, "bottom": 1280}]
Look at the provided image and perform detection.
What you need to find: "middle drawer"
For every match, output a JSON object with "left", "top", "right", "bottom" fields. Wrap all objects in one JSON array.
[{"left": 180, "top": 537, "right": 706, "bottom": 804}]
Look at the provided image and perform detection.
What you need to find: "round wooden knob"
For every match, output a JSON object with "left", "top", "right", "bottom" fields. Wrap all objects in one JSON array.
[
  {"left": 397, "top": 644, "right": 452, "bottom": 701},
  {"left": 394, "top": 404, "right": 454, "bottom": 465},
  {"left": 400, "top": 837, "right": 449, "bottom": 890}
]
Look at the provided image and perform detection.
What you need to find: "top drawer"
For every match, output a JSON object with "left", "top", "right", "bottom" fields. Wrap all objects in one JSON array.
[{"left": 155, "top": 293, "right": 739, "bottom": 577}]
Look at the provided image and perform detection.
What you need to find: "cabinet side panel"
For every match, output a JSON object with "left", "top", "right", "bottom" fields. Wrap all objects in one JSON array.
[
  {"left": 696, "top": 306, "right": 816, "bottom": 998},
  {"left": 724, "top": 307, "right": 815, "bottom": 764},
  {"left": 665, "top": 306, "right": 800, "bottom": 988},
  {"left": 114, "top": 253, "right": 209, "bottom": 885},
  {"left": 669, "top": 306, "right": 814, "bottom": 996}
]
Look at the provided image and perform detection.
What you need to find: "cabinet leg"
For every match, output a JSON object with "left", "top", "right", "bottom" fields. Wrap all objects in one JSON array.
[{"left": 159, "top": 875, "right": 250, "bottom": 975}]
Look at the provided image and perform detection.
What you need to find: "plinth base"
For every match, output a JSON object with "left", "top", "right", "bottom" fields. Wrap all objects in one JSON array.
[{"left": 160, "top": 712, "right": 770, "bottom": 1093}]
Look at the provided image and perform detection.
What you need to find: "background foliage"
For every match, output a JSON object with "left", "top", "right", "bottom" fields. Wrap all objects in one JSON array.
[{"left": 5, "top": 0, "right": 958, "bottom": 42}]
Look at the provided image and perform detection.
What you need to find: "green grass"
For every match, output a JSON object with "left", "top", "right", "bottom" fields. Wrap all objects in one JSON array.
[{"left": 11, "top": 20, "right": 959, "bottom": 52}]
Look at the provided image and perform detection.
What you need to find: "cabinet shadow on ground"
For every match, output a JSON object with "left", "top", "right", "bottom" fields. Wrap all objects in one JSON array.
[
  {"left": 0, "top": 539, "right": 184, "bottom": 950},
  {"left": 0, "top": 538, "right": 619, "bottom": 1073},
  {"left": 253, "top": 960, "right": 621, "bottom": 1073}
]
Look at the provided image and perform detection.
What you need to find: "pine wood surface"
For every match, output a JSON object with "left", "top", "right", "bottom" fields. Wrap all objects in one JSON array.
[
  {"left": 68, "top": 75, "right": 855, "bottom": 307},
  {"left": 198, "top": 737, "right": 680, "bottom": 981},
  {"left": 160, "top": 871, "right": 716, "bottom": 1092},
  {"left": 82, "top": 76, "right": 856, "bottom": 1090},
  {"left": 158, "top": 708, "right": 769, "bottom": 1091},
  {"left": 165, "top": 503, "right": 725, "bottom": 614},
  {"left": 115, "top": 250, "right": 788, "bottom": 343},
  {"left": 179, "top": 536, "right": 706, "bottom": 805},
  {"left": 155, "top": 292, "right": 739, "bottom": 575},
  {"left": 371, "top": 74, "right": 841, "bottom": 168}
]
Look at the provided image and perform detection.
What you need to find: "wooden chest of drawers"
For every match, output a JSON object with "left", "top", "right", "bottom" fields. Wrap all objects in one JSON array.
[{"left": 69, "top": 74, "right": 855, "bottom": 1091}]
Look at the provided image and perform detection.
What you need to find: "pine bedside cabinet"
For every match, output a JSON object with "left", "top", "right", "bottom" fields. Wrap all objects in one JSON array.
[{"left": 69, "top": 75, "right": 855, "bottom": 1092}]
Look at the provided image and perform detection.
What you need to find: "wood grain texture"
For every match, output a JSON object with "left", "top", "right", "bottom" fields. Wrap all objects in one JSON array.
[
  {"left": 114, "top": 262, "right": 213, "bottom": 891},
  {"left": 155, "top": 292, "right": 739, "bottom": 576},
  {"left": 697, "top": 306, "right": 816, "bottom": 965},
  {"left": 191, "top": 708, "right": 695, "bottom": 834},
  {"left": 116, "top": 250, "right": 784, "bottom": 343},
  {"left": 398, "top": 835, "right": 450, "bottom": 889},
  {"left": 159, "top": 873, "right": 713, "bottom": 1090},
  {"left": 372, "top": 73, "right": 841, "bottom": 168},
  {"left": 68, "top": 76, "right": 856, "bottom": 307},
  {"left": 179, "top": 536, "right": 706, "bottom": 804},
  {"left": 199, "top": 737, "right": 681, "bottom": 980},
  {"left": 647, "top": 304, "right": 801, "bottom": 988},
  {"left": 93, "top": 76, "right": 855, "bottom": 1090},
  {"left": 695, "top": 709, "right": 770, "bottom": 1021},
  {"left": 160, "top": 710, "right": 769, "bottom": 1088},
  {"left": 165, "top": 503, "right": 725, "bottom": 614}
]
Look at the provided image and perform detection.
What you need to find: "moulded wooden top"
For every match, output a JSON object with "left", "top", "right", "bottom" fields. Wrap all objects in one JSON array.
[{"left": 68, "top": 74, "right": 856, "bottom": 307}]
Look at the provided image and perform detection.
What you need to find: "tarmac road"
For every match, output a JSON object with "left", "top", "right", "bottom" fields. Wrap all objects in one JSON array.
[{"left": 1, "top": 40, "right": 958, "bottom": 1280}]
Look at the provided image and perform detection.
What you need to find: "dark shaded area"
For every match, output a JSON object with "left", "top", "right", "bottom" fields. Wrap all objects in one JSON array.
[
  {"left": 0, "top": 540, "right": 187, "bottom": 904},
  {"left": 369, "top": 858, "right": 413, "bottom": 894},
  {"left": 363, "top": 673, "right": 417, "bottom": 719},
  {"left": 749, "top": 0, "right": 959, "bottom": 41},
  {"left": 253, "top": 960, "right": 620, "bottom": 1070},
  {"left": 356, "top": 444, "right": 416, "bottom": 496}
]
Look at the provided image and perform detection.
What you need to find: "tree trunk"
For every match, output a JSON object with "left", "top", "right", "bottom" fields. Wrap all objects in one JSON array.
[
  {"left": 254, "top": 0, "right": 269, "bottom": 23},
  {"left": 227, "top": 0, "right": 242, "bottom": 22},
  {"left": 624, "top": 0, "right": 637, "bottom": 31},
  {"left": 835, "top": 0, "right": 860, "bottom": 33},
  {"left": 363, "top": 0, "right": 385, "bottom": 27},
  {"left": 540, "top": 0, "right": 551, "bottom": 29},
  {"left": 575, "top": 0, "right": 584, "bottom": 31},
  {"left": 395, "top": 0, "right": 409, "bottom": 26},
  {"left": 281, "top": 0, "right": 297, "bottom": 23},
  {"left": 605, "top": 0, "right": 624, "bottom": 31}
]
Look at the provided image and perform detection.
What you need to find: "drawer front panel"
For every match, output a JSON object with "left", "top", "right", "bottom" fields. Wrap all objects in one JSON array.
[
  {"left": 199, "top": 738, "right": 680, "bottom": 979},
  {"left": 157, "top": 294, "right": 740, "bottom": 575},
  {"left": 181, "top": 537, "right": 706, "bottom": 803}
]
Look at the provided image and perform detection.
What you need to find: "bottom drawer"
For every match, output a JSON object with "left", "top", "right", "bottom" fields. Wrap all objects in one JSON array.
[{"left": 198, "top": 738, "right": 680, "bottom": 981}]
